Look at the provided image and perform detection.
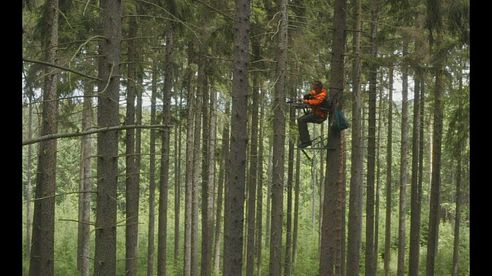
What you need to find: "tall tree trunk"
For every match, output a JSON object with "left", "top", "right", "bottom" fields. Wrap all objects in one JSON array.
[
  {"left": 365, "top": 1, "right": 379, "bottom": 275},
  {"left": 135, "top": 53, "right": 144, "bottom": 253},
  {"left": 451, "top": 72, "right": 465, "bottom": 276},
  {"left": 416, "top": 69, "right": 426, "bottom": 275},
  {"left": 283, "top": 139, "right": 294, "bottom": 276},
  {"left": 189, "top": 45, "right": 203, "bottom": 276},
  {"left": 157, "top": 28, "right": 174, "bottom": 276},
  {"left": 284, "top": 80, "right": 296, "bottom": 276},
  {"left": 319, "top": 0, "right": 347, "bottom": 274},
  {"left": 25, "top": 96, "right": 34, "bottom": 266},
  {"left": 93, "top": 0, "right": 121, "bottom": 274},
  {"left": 428, "top": 114, "right": 433, "bottom": 199},
  {"left": 451, "top": 144, "right": 463, "bottom": 276},
  {"left": 28, "top": 1, "right": 59, "bottom": 275},
  {"left": 292, "top": 145, "right": 301, "bottom": 267},
  {"left": 125, "top": 14, "right": 139, "bottom": 276},
  {"left": 265, "top": 139, "right": 273, "bottom": 247},
  {"left": 174, "top": 103, "right": 181, "bottom": 266},
  {"left": 346, "top": 0, "right": 363, "bottom": 272},
  {"left": 269, "top": 0, "right": 288, "bottom": 273},
  {"left": 206, "top": 87, "right": 218, "bottom": 276},
  {"left": 313, "top": 147, "right": 318, "bottom": 237},
  {"left": 184, "top": 48, "right": 195, "bottom": 276},
  {"left": 147, "top": 59, "right": 159, "bottom": 276},
  {"left": 192, "top": 57, "right": 202, "bottom": 276},
  {"left": 255, "top": 89, "right": 265, "bottom": 276},
  {"left": 318, "top": 122, "right": 325, "bottom": 243},
  {"left": 291, "top": 83, "right": 301, "bottom": 271},
  {"left": 214, "top": 100, "right": 230, "bottom": 274},
  {"left": 374, "top": 76, "right": 384, "bottom": 274},
  {"left": 200, "top": 52, "right": 212, "bottom": 276},
  {"left": 383, "top": 65, "right": 394, "bottom": 276},
  {"left": 223, "top": 0, "right": 250, "bottom": 273},
  {"left": 334, "top": 133, "right": 346, "bottom": 276},
  {"left": 425, "top": 32, "right": 445, "bottom": 276},
  {"left": 397, "top": 39, "right": 410, "bottom": 276},
  {"left": 341, "top": 139, "right": 347, "bottom": 276},
  {"left": 409, "top": 68, "right": 422, "bottom": 276},
  {"left": 174, "top": 76, "right": 183, "bottom": 267},
  {"left": 246, "top": 43, "right": 260, "bottom": 276},
  {"left": 77, "top": 80, "right": 94, "bottom": 276}
]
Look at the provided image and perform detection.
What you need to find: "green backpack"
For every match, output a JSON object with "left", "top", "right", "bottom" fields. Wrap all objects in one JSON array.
[{"left": 333, "top": 108, "right": 349, "bottom": 131}]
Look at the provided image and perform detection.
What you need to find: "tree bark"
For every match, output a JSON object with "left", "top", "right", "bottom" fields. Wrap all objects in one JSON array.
[
  {"left": 319, "top": 0, "right": 347, "bottom": 274},
  {"left": 409, "top": 68, "right": 422, "bottom": 276},
  {"left": 25, "top": 95, "right": 34, "bottom": 267},
  {"left": 452, "top": 144, "right": 463, "bottom": 276},
  {"left": 214, "top": 100, "right": 230, "bottom": 275},
  {"left": 383, "top": 65, "right": 394, "bottom": 276},
  {"left": 246, "top": 43, "right": 260, "bottom": 276},
  {"left": 173, "top": 101, "right": 181, "bottom": 266},
  {"left": 157, "top": 28, "right": 174, "bottom": 276},
  {"left": 451, "top": 70, "right": 465, "bottom": 276},
  {"left": 147, "top": 59, "right": 159, "bottom": 276},
  {"left": 292, "top": 143, "right": 301, "bottom": 267},
  {"left": 313, "top": 145, "right": 318, "bottom": 237},
  {"left": 135, "top": 52, "right": 144, "bottom": 264},
  {"left": 341, "top": 138, "right": 347, "bottom": 276},
  {"left": 183, "top": 48, "right": 195, "bottom": 276},
  {"left": 365, "top": 1, "right": 379, "bottom": 275},
  {"left": 93, "top": 0, "right": 121, "bottom": 274},
  {"left": 269, "top": 0, "right": 288, "bottom": 273},
  {"left": 192, "top": 52, "right": 202, "bottom": 276},
  {"left": 397, "top": 39, "right": 410, "bottom": 276},
  {"left": 206, "top": 87, "right": 218, "bottom": 276},
  {"left": 346, "top": 0, "right": 363, "bottom": 272},
  {"left": 255, "top": 89, "right": 265, "bottom": 276},
  {"left": 265, "top": 139, "right": 272, "bottom": 247},
  {"left": 416, "top": 69, "right": 426, "bottom": 275},
  {"left": 425, "top": 32, "right": 445, "bottom": 276},
  {"left": 374, "top": 75, "right": 384, "bottom": 275},
  {"left": 78, "top": 80, "right": 94, "bottom": 276},
  {"left": 283, "top": 76, "right": 297, "bottom": 276},
  {"left": 223, "top": 0, "right": 250, "bottom": 273},
  {"left": 318, "top": 122, "right": 325, "bottom": 245},
  {"left": 125, "top": 14, "right": 139, "bottom": 276},
  {"left": 334, "top": 133, "right": 346, "bottom": 276},
  {"left": 174, "top": 74, "right": 183, "bottom": 267},
  {"left": 200, "top": 51, "right": 212, "bottom": 276},
  {"left": 28, "top": 1, "right": 59, "bottom": 275}
]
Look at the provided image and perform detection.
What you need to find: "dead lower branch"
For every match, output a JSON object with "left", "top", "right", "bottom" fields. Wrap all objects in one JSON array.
[
  {"left": 22, "top": 57, "right": 101, "bottom": 81},
  {"left": 22, "top": 124, "right": 172, "bottom": 146}
]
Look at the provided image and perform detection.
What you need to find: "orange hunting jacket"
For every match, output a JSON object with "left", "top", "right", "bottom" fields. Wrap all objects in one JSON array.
[{"left": 303, "top": 88, "right": 328, "bottom": 119}]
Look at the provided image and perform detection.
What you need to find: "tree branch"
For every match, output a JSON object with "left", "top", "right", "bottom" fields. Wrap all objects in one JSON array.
[
  {"left": 22, "top": 57, "right": 101, "bottom": 81},
  {"left": 59, "top": 218, "right": 95, "bottom": 226},
  {"left": 22, "top": 124, "right": 172, "bottom": 146},
  {"left": 28, "top": 191, "right": 97, "bottom": 202},
  {"left": 136, "top": 0, "right": 202, "bottom": 44},
  {"left": 195, "top": 0, "right": 234, "bottom": 21}
]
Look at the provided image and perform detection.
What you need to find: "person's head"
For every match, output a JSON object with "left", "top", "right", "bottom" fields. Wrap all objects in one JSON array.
[{"left": 312, "top": 80, "right": 323, "bottom": 93}]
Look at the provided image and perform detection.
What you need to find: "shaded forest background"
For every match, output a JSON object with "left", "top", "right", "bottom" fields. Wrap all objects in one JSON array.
[{"left": 22, "top": 0, "right": 469, "bottom": 275}]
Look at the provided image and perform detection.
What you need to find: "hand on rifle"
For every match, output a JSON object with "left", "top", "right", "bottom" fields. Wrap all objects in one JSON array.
[{"left": 303, "top": 94, "right": 313, "bottom": 100}]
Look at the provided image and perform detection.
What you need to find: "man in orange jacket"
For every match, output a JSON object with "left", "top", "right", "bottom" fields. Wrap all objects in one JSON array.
[{"left": 297, "top": 80, "right": 330, "bottom": 148}]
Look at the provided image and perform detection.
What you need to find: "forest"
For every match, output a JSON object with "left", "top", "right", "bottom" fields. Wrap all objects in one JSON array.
[{"left": 22, "top": 0, "right": 469, "bottom": 275}]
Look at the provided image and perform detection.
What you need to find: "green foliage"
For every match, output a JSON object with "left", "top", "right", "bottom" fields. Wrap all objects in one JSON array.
[
  {"left": 446, "top": 0, "right": 470, "bottom": 45},
  {"left": 433, "top": 222, "right": 470, "bottom": 276}
]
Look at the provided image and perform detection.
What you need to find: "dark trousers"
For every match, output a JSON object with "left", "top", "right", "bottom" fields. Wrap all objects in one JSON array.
[{"left": 297, "top": 113, "right": 325, "bottom": 143}]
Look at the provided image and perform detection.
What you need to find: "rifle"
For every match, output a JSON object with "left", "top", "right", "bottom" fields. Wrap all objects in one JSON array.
[{"left": 286, "top": 98, "right": 310, "bottom": 110}]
